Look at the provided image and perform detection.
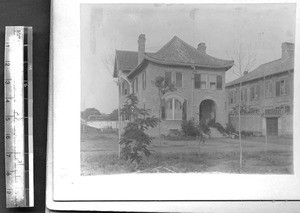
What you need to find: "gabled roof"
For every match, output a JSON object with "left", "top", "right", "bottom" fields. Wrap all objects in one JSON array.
[
  {"left": 226, "top": 56, "right": 294, "bottom": 88},
  {"left": 114, "top": 36, "right": 234, "bottom": 79},
  {"left": 113, "top": 50, "right": 139, "bottom": 77},
  {"left": 144, "top": 36, "right": 234, "bottom": 69}
]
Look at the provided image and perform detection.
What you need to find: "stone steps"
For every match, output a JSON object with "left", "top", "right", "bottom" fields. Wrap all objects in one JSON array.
[{"left": 209, "top": 127, "right": 225, "bottom": 138}]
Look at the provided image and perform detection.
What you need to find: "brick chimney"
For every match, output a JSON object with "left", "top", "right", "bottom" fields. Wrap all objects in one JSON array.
[
  {"left": 281, "top": 42, "right": 294, "bottom": 59},
  {"left": 138, "top": 34, "right": 146, "bottom": 63},
  {"left": 197, "top": 43, "right": 206, "bottom": 54}
]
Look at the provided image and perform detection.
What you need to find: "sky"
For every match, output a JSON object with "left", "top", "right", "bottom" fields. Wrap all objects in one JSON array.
[{"left": 81, "top": 3, "right": 296, "bottom": 114}]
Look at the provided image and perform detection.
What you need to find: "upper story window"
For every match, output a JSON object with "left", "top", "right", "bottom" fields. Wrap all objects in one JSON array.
[
  {"left": 250, "top": 84, "right": 259, "bottom": 101},
  {"left": 194, "top": 74, "right": 201, "bottom": 89},
  {"left": 194, "top": 73, "right": 207, "bottom": 89},
  {"left": 131, "top": 77, "right": 138, "bottom": 94},
  {"left": 142, "top": 71, "right": 146, "bottom": 90},
  {"left": 209, "top": 75, "right": 216, "bottom": 90},
  {"left": 122, "top": 81, "right": 129, "bottom": 96},
  {"left": 265, "top": 81, "right": 272, "bottom": 98},
  {"left": 165, "top": 71, "right": 182, "bottom": 88},
  {"left": 175, "top": 72, "right": 182, "bottom": 88},
  {"left": 276, "top": 79, "right": 289, "bottom": 96},
  {"left": 135, "top": 77, "right": 138, "bottom": 93},
  {"left": 200, "top": 74, "right": 207, "bottom": 89},
  {"left": 194, "top": 74, "right": 222, "bottom": 90}
]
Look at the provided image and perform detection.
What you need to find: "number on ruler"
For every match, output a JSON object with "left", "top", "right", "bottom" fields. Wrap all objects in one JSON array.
[
  {"left": 5, "top": 117, "right": 11, "bottom": 121},
  {"left": 5, "top": 80, "right": 11, "bottom": 84},
  {"left": 5, "top": 62, "right": 10, "bottom": 66}
]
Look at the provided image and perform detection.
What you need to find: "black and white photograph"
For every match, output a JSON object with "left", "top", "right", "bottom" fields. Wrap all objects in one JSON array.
[{"left": 80, "top": 3, "right": 295, "bottom": 176}]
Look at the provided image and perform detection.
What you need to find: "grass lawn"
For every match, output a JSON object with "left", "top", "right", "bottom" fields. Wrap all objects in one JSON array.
[{"left": 81, "top": 131, "right": 293, "bottom": 175}]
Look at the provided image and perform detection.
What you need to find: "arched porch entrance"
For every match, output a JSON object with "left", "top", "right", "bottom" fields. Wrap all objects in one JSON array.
[{"left": 199, "top": 99, "right": 216, "bottom": 123}]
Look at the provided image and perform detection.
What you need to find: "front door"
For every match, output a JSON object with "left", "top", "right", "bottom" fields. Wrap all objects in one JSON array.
[
  {"left": 266, "top": 117, "right": 278, "bottom": 136},
  {"left": 199, "top": 99, "right": 216, "bottom": 123}
]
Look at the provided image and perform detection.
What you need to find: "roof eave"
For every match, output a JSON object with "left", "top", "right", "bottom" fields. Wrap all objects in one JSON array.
[
  {"left": 145, "top": 54, "right": 234, "bottom": 69},
  {"left": 225, "top": 68, "right": 293, "bottom": 88}
]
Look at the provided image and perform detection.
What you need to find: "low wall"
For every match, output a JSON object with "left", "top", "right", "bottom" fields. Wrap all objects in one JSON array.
[
  {"left": 86, "top": 120, "right": 119, "bottom": 130},
  {"left": 229, "top": 114, "right": 262, "bottom": 133},
  {"left": 279, "top": 114, "right": 293, "bottom": 136}
]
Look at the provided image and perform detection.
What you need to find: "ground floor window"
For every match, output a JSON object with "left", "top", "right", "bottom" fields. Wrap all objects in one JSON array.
[{"left": 162, "top": 97, "right": 186, "bottom": 120}]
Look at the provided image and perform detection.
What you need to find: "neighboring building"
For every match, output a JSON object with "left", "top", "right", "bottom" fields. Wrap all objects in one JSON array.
[
  {"left": 226, "top": 42, "right": 294, "bottom": 137},
  {"left": 113, "top": 34, "right": 233, "bottom": 136}
]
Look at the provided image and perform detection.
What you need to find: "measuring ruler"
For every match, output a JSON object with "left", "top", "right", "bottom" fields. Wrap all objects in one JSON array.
[{"left": 4, "top": 26, "right": 34, "bottom": 208}]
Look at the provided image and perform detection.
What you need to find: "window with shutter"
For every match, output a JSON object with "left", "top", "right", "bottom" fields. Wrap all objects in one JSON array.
[
  {"left": 209, "top": 75, "right": 217, "bottom": 90},
  {"left": 285, "top": 79, "right": 289, "bottom": 95},
  {"left": 194, "top": 74, "right": 201, "bottom": 89},
  {"left": 250, "top": 85, "right": 259, "bottom": 101},
  {"left": 176, "top": 72, "right": 182, "bottom": 88},
  {"left": 200, "top": 74, "right": 207, "bottom": 89},
  {"left": 265, "top": 81, "right": 272, "bottom": 98},
  {"left": 217, "top": 75, "right": 222, "bottom": 90},
  {"left": 256, "top": 85, "right": 260, "bottom": 99}
]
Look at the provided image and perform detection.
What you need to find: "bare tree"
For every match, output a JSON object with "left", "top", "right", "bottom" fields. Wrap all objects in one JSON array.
[{"left": 227, "top": 43, "right": 256, "bottom": 171}]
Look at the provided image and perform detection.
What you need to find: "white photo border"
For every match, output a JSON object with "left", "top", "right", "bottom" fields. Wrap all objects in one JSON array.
[{"left": 47, "top": 0, "right": 300, "bottom": 211}]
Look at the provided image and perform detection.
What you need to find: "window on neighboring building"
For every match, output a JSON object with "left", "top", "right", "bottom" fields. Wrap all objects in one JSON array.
[
  {"left": 194, "top": 74, "right": 201, "bottom": 89},
  {"left": 165, "top": 71, "right": 172, "bottom": 86},
  {"left": 250, "top": 84, "right": 259, "bottom": 101},
  {"left": 229, "top": 90, "right": 236, "bottom": 104},
  {"left": 142, "top": 71, "right": 146, "bottom": 90},
  {"left": 276, "top": 105, "right": 291, "bottom": 114},
  {"left": 209, "top": 75, "right": 217, "bottom": 90},
  {"left": 175, "top": 72, "right": 182, "bottom": 88},
  {"left": 276, "top": 79, "right": 289, "bottom": 96},
  {"left": 265, "top": 81, "right": 272, "bottom": 98},
  {"left": 217, "top": 75, "right": 222, "bottom": 90},
  {"left": 241, "top": 87, "right": 247, "bottom": 102},
  {"left": 165, "top": 98, "right": 183, "bottom": 120}
]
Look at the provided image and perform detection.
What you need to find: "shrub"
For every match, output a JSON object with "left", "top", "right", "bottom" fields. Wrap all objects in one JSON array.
[
  {"left": 225, "top": 123, "right": 236, "bottom": 135},
  {"left": 181, "top": 119, "right": 211, "bottom": 137},
  {"left": 181, "top": 120, "right": 199, "bottom": 137}
]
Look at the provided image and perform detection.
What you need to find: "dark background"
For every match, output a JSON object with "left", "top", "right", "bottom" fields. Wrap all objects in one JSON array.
[{"left": 0, "top": 0, "right": 50, "bottom": 212}]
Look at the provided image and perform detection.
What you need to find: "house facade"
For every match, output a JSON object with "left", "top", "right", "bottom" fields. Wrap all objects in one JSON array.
[
  {"left": 226, "top": 42, "right": 294, "bottom": 137},
  {"left": 113, "top": 34, "right": 233, "bottom": 136}
]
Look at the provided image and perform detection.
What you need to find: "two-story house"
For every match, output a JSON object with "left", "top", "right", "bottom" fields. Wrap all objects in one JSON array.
[
  {"left": 226, "top": 42, "right": 294, "bottom": 137},
  {"left": 114, "top": 34, "right": 234, "bottom": 136}
]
